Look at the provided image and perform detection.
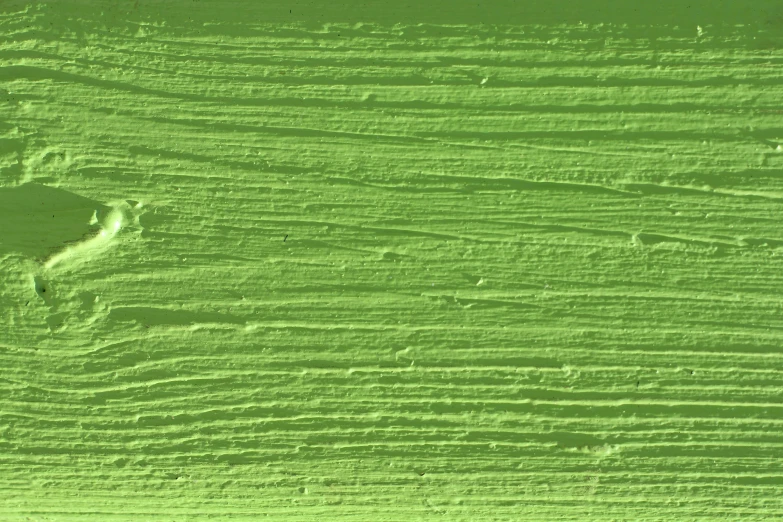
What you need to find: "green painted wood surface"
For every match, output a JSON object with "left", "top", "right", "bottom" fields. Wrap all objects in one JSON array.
[{"left": 2, "top": 1, "right": 783, "bottom": 520}]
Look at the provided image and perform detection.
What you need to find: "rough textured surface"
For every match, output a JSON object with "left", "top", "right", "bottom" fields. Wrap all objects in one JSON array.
[{"left": 2, "top": 1, "right": 783, "bottom": 520}]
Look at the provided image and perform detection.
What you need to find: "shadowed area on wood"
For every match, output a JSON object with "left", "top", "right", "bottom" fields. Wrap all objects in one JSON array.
[{"left": 0, "top": 183, "right": 109, "bottom": 261}]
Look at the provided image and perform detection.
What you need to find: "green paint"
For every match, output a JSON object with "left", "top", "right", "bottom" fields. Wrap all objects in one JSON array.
[
  {"left": 2, "top": 0, "right": 783, "bottom": 519},
  {"left": 0, "top": 183, "right": 108, "bottom": 261}
]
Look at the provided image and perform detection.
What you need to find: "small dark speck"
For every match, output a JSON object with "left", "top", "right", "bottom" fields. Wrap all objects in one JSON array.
[
  {"left": 418, "top": 472, "right": 425, "bottom": 476},
  {"left": 636, "top": 381, "right": 640, "bottom": 388},
  {"left": 284, "top": 234, "right": 288, "bottom": 242},
  {"left": 41, "top": 288, "right": 46, "bottom": 293}
]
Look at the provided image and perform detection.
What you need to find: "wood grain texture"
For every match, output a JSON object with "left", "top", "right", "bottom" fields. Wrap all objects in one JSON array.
[{"left": 2, "top": 1, "right": 783, "bottom": 520}]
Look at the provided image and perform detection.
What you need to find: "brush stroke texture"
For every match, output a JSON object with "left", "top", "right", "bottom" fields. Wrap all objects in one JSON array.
[{"left": 2, "top": 1, "right": 783, "bottom": 520}]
